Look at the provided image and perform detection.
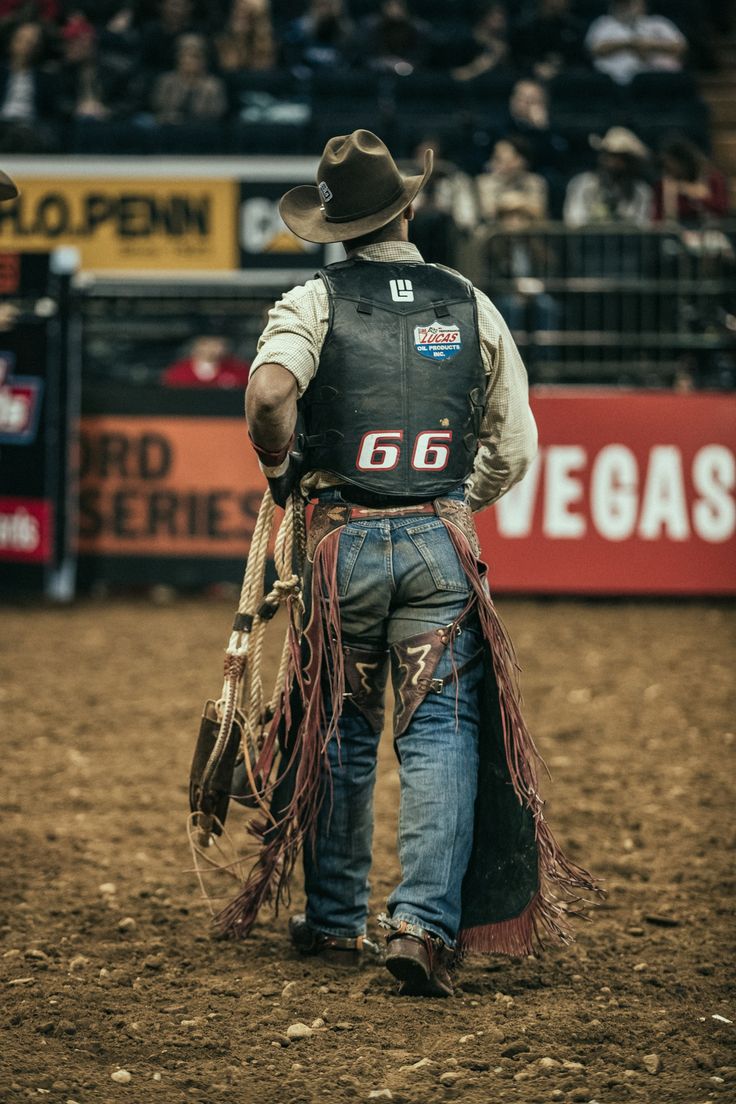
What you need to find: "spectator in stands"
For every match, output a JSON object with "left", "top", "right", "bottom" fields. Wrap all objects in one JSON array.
[
  {"left": 58, "top": 14, "right": 138, "bottom": 120},
  {"left": 564, "top": 126, "right": 652, "bottom": 227},
  {"left": 511, "top": 0, "right": 585, "bottom": 81},
  {"left": 358, "top": 0, "right": 429, "bottom": 75},
  {"left": 507, "top": 77, "right": 568, "bottom": 171},
  {"left": 452, "top": 2, "right": 509, "bottom": 81},
  {"left": 585, "top": 0, "right": 687, "bottom": 86},
  {"left": 483, "top": 190, "right": 561, "bottom": 347},
  {"left": 0, "top": 0, "right": 58, "bottom": 30},
  {"left": 284, "top": 0, "right": 353, "bottom": 71},
  {"left": 152, "top": 33, "right": 227, "bottom": 123},
  {"left": 477, "top": 135, "right": 548, "bottom": 222},
  {"left": 214, "top": 0, "right": 275, "bottom": 74},
  {"left": 409, "top": 136, "right": 478, "bottom": 233},
  {"left": 162, "top": 335, "right": 250, "bottom": 388},
  {"left": 142, "top": 0, "right": 202, "bottom": 74},
  {"left": 655, "top": 136, "right": 730, "bottom": 225},
  {"left": 0, "top": 20, "right": 57, "bottom": 151}
]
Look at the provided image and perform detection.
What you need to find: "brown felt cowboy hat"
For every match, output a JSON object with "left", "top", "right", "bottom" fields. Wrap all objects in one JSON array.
[
  {"left": 279, "top": 129, "right": 433, "bottom": 245},
  {"left": 0, "top": 169, "right": 19, "bottom": 202}
]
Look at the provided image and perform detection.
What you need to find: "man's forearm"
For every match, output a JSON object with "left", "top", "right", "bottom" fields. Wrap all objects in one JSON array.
[{"left": 246, "top": 362, "right": 298, "bottom": 458}]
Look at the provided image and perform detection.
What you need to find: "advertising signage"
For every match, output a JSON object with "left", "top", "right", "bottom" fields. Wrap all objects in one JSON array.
[
  {"left": 0, "top": 159, "right": 337, "bottom": 275},
  {"left": 77, "top": 390, "right": 736, "bottom": 594}
]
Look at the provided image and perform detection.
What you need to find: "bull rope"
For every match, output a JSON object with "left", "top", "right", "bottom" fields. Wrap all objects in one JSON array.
[{"left": 187, "top": 488, "right": 306, "bottom": 913}]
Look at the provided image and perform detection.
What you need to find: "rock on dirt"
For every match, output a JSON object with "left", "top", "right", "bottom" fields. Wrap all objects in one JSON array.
[
  {"left": 110, "top": 1070, "right": 132, "bottom": 1084},
  {"left": 286, "top": 1023, "right": 313, "bottom": 1040},
  {"left": 643, "top": 1053, "right": 661, "bottom": 1074}
]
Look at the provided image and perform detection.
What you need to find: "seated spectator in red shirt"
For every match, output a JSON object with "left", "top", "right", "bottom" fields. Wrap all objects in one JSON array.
[
  {"left": 58, "top": 15, "right": 141, "bottom": 121},
  {"left": 654, "top": 136, "right": 730, "bottom": 225},
  {"left": 162, "top": 336, "right": 250, "bottom": 388}
]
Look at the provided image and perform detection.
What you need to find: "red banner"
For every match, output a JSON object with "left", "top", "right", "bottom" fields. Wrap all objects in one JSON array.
[
  {"left": 77, "top": 392, "right": 736, "bottom": 594},
  {"left": 476, "top": 391, "right": 736, "bottom": 594},
  {"left": 0, "top": 496, "right": 53, "bottom": 563}
]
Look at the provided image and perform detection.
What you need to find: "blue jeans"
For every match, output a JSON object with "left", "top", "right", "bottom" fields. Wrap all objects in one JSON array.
[{"left": 303, "top": 488, "right": 482, "bottom": 947}]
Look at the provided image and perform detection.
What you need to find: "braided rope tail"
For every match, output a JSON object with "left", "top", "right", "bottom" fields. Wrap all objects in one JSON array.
[{"left": 190, "top": 487, "right": 306, "bottom": 856}]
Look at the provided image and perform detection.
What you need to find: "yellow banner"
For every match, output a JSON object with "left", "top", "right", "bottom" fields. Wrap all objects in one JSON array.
[{"left": 0, "top": 178, "right": 237, "bottom": 271}]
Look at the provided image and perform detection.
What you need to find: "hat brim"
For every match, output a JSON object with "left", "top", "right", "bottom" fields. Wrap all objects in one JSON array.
[
  {"left": 0, "top": 169, "right": 18, "bottom": 201},
  {"left": 279, "top": 148, "right": 433, "bottom": 245},
  {"left": 589, "top": 134, "right": 648, "bottom": 159}
]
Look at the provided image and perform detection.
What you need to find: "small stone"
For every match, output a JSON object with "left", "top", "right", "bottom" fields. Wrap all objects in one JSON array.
[
  {"left": 152, "top": 1074, "right": 162, "bottom": 1082},
  {"left": 459, "top": 1034, "right": 475, "bottom": 1043},
  {"left": 399, "top": 1058, "right": 433, "bottom": 1072},
  {"left": 68, "top": 954, "right": 90, "bottom": 971},
  {"left": 25, "top": 949, "right": 49, "bottom": 961},
  {"left": 502, "top": 1042, "right": 531, "bottom": 1058},
  {"left": 110, "top": 1070, "right": 132, "bottom": 1084},
  {"left": 311, "top": 1018, "right": 325, "bottom": 1029},
  {"left": 8, "top": 977, "right": 34, "bottom": 986},
  {"left": 550, "top": 1092, "right": 564, "bottom": 1101},
  {"left": 623, "top": 1069, "right": 637, "bottom": 1078},
  {"left": 570, "top": 1089, "right": 590, "bottom": 1102},
  {"left": 99, "top": 883, "right": 117, "bottom": 895},
  {"left": 118, "top": 917, "right": 137, "bottom": 933},
  {"left": 538, "top": 1058, "right": 561, "bottom": 1070},
  {"left": 563, "top": 1060, "right": 585, "bottom": 1072},
  {"left": 627, "top": 926, "right": 645, "bottom": 936},
  {"left": 439, "top": 1072, "right": 463, "bottom": 1086},
  {"left": 57, "top": 1020, "right": 76, "bottom": 1035},
  {"left": 142, "top": 955, "right": 164, "bottom": 970},
  {"left": 643, "top": 1053, "right": 661, "bottom": 1074},
  {"left": 281, "top": 981, "right": 297, "bottom": 997},
  {"left": 286, "top": 1022, "right": 313, "bottom": 1040},
  {"left": 513, "top": 1069, "right": 535, "bottom": 1082},
  {"left": 333, "top": 1022, "right": 353, "bottom": 1031},
  {"left": 633, "top": 962, "right": 647, "bottom": 972},
  {"left": 367, "top": 1092, "right": 393, "bottom": 1100}
]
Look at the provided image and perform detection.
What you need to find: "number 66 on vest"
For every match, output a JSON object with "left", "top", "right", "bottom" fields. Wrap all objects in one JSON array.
[{"left": 356, "top": 430, "right": 453, "bottom": 472}]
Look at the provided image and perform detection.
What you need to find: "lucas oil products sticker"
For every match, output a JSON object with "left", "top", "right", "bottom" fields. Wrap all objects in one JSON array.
[{"left": 413, "top": 321, "right": 462, "bottom": 361}]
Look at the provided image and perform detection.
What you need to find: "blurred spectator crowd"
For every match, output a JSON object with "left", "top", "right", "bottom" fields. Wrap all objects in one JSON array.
[{"left": 0, "top": 0, "right": 731, "bottom": 237}]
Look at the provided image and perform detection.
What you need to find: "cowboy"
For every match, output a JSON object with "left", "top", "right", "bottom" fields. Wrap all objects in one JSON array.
[{"left": 241, "top": 130, "right": 596, "bottom": 996}]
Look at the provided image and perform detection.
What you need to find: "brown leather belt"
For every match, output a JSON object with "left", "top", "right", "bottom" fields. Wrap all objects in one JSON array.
[{"left": 347, "top": 502, "right": 435, "bottom": 520}]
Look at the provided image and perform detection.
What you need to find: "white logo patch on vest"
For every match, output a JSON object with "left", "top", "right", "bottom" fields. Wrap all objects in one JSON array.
[
  {"left": 414, "top": 321, "right": 462, "bottom": 361},
  {"left": 390, "top": 278, "right": 414, "bottom": 302}
]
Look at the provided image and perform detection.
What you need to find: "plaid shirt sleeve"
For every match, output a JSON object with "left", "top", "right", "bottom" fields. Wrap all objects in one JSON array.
[
  {"left": 248, "top": 277, "right": 330, "bottom": 397},
  {"left": 465, "top": 288, "right": 538, "bottom": 513}
]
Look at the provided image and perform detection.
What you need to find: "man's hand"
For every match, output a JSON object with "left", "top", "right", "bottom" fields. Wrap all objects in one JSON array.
[{"left": 246, "top": 362, "right": 298, "bottom": 466}]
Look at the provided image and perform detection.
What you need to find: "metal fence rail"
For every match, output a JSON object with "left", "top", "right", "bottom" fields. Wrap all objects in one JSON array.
[{"left": 476, "top": 222, "right": 736, "bottom": 388}]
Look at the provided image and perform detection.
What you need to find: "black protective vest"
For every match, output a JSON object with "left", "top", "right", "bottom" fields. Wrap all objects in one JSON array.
[{"left": 301, "top": 258, "right": 485, "bottom": 499}]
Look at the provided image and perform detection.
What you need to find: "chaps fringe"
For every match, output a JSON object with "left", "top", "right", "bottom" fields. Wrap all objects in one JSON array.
[
  {"left": 443, "top": 520, "right": 604, "bottom": 954},
  {"left": 215, "top": 528, "right": 345, "bottom": 939}
]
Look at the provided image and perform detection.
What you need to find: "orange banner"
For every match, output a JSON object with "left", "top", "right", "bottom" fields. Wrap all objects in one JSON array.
[{"left": 78, "top": 416, "right": 265, "bottom": 556}]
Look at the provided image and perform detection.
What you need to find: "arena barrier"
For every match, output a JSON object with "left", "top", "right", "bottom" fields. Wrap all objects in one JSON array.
[
  {"left": 478, "top": 222, "right": 736, "bottom": 388},
  {"left": 77, "top": 386, "right": 735, "bottom": 596}
]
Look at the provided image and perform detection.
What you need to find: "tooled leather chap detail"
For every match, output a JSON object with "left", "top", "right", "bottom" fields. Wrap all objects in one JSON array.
[
  {"left": 391, "top": 625, "right": 454, "bottom": 739},
  {"left": 343, "top": 644, "right": 390, "bottom": 733}
]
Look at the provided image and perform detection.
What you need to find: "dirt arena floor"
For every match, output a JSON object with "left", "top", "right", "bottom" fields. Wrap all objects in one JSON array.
[{"left": 1, "top": 597, "right": 734, "bottom": 1104}]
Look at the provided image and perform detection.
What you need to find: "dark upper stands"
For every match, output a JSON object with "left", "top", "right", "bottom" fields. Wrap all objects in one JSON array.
[{"left": 0, "top": 0, "right": 722, "bottom": 185}]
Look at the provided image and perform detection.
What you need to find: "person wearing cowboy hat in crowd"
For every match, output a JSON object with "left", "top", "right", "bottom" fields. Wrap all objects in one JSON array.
[
  {"left": 238, "top": 130, "right": 597, "bottom": 995},
  {"left": 564, "top": 125, "right": 653, "bottom": 229},
  {"left": 0, "top": 168, "right": 18, "bottom": 201}
]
